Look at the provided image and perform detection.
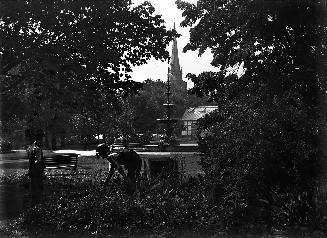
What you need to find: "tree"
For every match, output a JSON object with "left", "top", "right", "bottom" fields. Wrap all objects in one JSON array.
[
  {"left": 128, "top": 79, "right": 166, "bottom": 134},
  {"left": 0, "top": 0, "right": 175, "bottom": 148},
  {"left": 123, "top": 78, "right": 212, "bottom": 139},
  {"left": 177, "top": 0, "right": 327, "bottom": 228},
  {"left": 178, "top": 0, "right": 327, "bottom": 105}
]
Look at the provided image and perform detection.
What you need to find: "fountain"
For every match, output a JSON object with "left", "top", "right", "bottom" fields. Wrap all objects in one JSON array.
[
  {"left": 112, "top": 26, "right": 200, "bottom": 178},
  {"left": 156, "top": 67, "right": 179, "bottom": 148},
  {"left": 110, "top": 65, "right": 200, "bottom": 180}
]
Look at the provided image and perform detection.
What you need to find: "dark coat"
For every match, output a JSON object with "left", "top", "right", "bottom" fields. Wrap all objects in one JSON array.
[
  {"left": 96, "top": 143, "right": 142, "bottom": 175},
  {"left": 27, "top": 142, "right": 45, "bottom": 178}
]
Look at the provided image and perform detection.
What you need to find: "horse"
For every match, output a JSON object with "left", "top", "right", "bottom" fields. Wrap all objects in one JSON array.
[{"left": 96, "top": 143, "right": 144, "bottom": 194}]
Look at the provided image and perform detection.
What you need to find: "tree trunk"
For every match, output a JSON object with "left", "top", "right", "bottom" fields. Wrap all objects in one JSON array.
[
  {"left": 60, "top": 134, "right": 65, "bottom": 148},
  {"left": 44, "top": 132, "right": 50, "bottom": 149},
  {"left": 83, "top": 138, "right": 88, "bottom": 151},
  {"left": 0, "top": 33, "right": 2, "bottom": 76},
  {"left": 51, "top": 135, "right": 57, "bottom": 150}
]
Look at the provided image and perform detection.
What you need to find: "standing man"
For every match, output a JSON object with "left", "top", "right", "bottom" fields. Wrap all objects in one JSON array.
[{"left": 27, "top": 140, "right": 45, "bottom": 205}]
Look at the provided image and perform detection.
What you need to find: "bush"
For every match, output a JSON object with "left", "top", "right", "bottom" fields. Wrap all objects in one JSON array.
[
  {"left": 3, "top": 166, "right": 326, "bottom": 237},
  {"left": 64, "top": 135, "right": 80, "bottom": 145},
  {"left": 0, "top": 138, "right": 12, "bottom": 153},
  {"left": 197, "top": 92, "right": 325, "bottom": 230},
  {"left": 16, "top": 172, "right": 218, "bottom": 235}
]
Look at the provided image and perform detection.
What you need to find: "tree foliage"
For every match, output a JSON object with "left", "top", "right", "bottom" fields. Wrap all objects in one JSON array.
[
  {"left": 122, "top": 78, "right": 212, "bottom": 138},
  {"left": 177, "top": 0, "right": 327, "bottom": 105},
  {"left": 0, "top": 0, "right": 174, "bottom": 145},
  {"left": 178, "top": 0, "right": 327, "bottom": 228},
  {"left": 128, "top": 79, "right": 167, "bottom": 134}
]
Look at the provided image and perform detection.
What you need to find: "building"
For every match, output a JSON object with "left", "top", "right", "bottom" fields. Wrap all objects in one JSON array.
[
  {"left": 167, "top": 23, "right": 218, "bottom": 139},
  {"left": 181, "top": 106, "right": 218, "bottom": 138},
  {"left": 169, "top": 22, "right": 187, "bottom": 94}
]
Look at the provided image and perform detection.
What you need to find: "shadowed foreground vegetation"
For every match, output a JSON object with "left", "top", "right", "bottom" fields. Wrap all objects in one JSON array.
[{"left": 0, "top": 156, "right": 327, "bottom": 238}]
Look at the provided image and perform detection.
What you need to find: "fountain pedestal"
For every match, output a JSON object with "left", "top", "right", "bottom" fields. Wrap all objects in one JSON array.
[{"left": 156, "top": 68, "right": 179, "bottom": 149}]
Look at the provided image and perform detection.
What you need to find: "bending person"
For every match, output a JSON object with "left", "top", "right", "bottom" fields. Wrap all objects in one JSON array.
[{"left": 96, "top": 141, "right": 142, "bottom": 193}]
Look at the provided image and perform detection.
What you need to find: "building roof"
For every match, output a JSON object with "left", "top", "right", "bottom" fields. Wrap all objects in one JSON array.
[{"left": 181, "top": 106, "right": 219, "bottom": 121}]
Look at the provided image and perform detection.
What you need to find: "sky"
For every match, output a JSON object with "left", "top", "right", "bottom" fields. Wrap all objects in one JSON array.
[{"left": 130, "top": 0, "right": 217, "bottom": 88}]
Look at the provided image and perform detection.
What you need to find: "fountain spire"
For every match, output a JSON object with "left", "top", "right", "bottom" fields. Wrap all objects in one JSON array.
[{"left": 156, "top": 64, "right": 178, "bottom": 146}]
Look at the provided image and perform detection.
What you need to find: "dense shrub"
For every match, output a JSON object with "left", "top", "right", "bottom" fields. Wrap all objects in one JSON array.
[
  {"left": 132, "top": 132, "right": 153, "bottom": 145},
  {"left": 16, "top": 170, "right": 219, "bottom": 236},
  {"left": 64, "top": 135, "right": 80, "bottom": 145},
  {"left": 197, "top": 92, "right": 326, "bottom": 231},
  {"left": 1, "top": 165, "right": 326, "bottom": 237},
  {"left": 0, "top": 138, "right": 12, "bottom": 153}
]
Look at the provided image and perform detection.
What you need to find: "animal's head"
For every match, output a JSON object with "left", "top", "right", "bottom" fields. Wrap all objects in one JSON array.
[{"left": 96, "top": 143, "right": 111, "bottom": 159}]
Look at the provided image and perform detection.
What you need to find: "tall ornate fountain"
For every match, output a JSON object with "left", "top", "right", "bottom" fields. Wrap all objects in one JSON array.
[{"left": 156, "top": 67, "right": 179, "bottom": 146}]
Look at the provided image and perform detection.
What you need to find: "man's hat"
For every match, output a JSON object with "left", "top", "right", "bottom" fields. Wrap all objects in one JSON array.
[{"left": 96, "top": 143, "right": 111, "bottom": 158}]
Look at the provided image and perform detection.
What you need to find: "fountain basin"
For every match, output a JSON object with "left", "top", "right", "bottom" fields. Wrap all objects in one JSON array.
[{"left": 156, "top": 118, "right": 179, "bottom": 123}]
